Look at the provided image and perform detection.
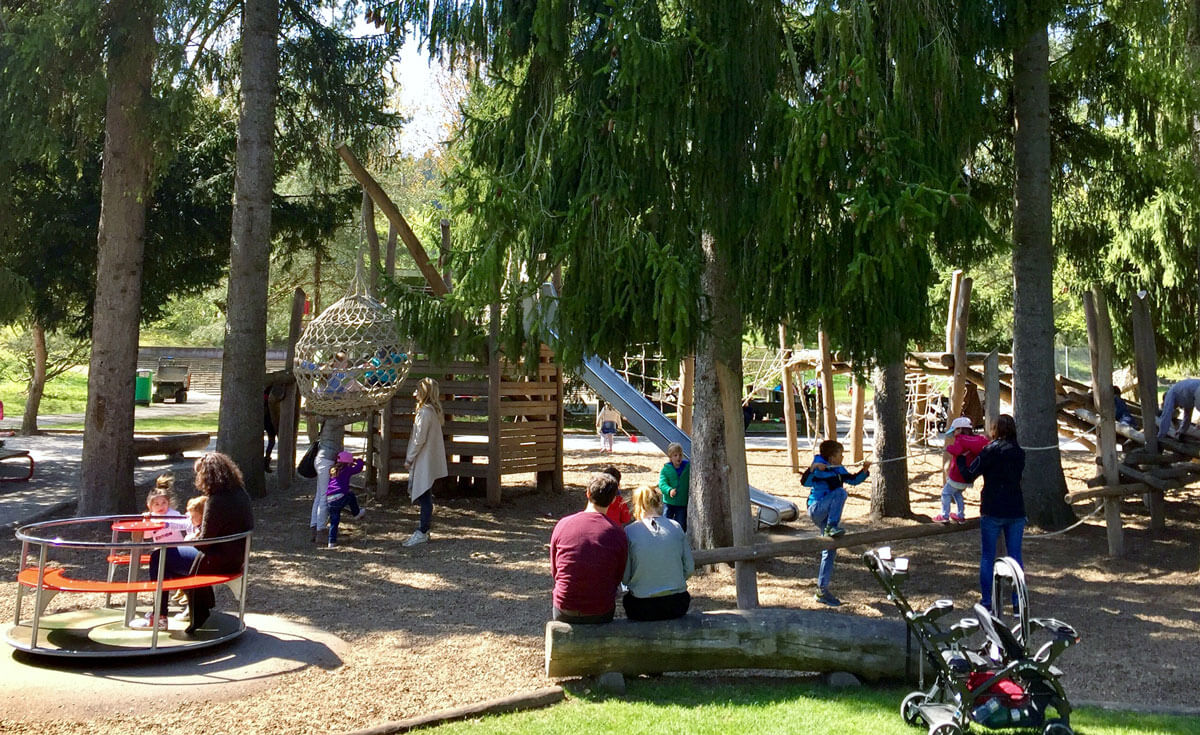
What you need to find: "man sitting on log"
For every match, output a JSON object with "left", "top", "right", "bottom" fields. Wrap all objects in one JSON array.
[{"left": 549, "top": 473, "right": 628, "bottom": 624}]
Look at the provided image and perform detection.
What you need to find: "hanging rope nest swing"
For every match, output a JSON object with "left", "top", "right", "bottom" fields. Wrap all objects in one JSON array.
[{"left": 294, "top": 257, "right": 412, "bottom": 417}]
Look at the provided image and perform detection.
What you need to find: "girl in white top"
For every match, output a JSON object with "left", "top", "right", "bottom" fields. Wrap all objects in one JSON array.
[
  {"left": 404, "top": 377, "right": 448, "bottom": 547},
  {"left": 596, "top": 403, "right": 622, "bottom": 453},
  {"left": 622, "top": 484, "right": 695, "bottom": 621}
]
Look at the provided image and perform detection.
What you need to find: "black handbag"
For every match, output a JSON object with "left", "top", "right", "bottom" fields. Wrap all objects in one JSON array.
[{"left": 297, "top": 441, "right": 319, "bottom": 478}]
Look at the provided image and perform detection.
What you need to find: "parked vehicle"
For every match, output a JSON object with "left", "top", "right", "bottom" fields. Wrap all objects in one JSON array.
[{"left": 152, "top": 357, "right": 191, "bottom": 403}]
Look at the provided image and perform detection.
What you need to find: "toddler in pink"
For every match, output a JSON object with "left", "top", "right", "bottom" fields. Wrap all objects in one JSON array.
[{"left": 939, "top": 417, "right": 989, "bottom": 523}]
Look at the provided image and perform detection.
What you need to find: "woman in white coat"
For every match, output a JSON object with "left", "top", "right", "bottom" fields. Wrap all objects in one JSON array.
[{"left": 404, "top": 377, "right": 447, "bottom": 547}]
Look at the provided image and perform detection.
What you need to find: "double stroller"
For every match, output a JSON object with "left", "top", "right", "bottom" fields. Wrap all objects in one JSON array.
[{"left": 863, "top": 547, "right": 1080, "bottom": 735}]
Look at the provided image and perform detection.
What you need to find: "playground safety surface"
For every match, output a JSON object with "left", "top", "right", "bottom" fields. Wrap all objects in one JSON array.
[{"left": 0, "top": 432, "right": 1197, "bottom": 733}]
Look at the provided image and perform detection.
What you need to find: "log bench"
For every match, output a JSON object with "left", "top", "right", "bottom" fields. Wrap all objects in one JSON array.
[
  {"left": 0, "top": 448, "right": 34, "bottom": 482},
  {"left": 132, "top": 432, "right": 211, "bottom": 459},
  {"left": 545, "top": 608, "right": 911, "bottom": 681}
]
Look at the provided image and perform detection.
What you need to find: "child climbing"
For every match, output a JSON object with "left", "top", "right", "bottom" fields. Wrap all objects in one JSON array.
[
  {"left": 658, "top": 442, "right": 690, "bottom": 532},
  {"left": 802, "top": 440, "right": 870, "bottom": 606},
  {"left": 937, "top": 417, "right": 989, "bottom": 524},
  {"left": 326, "top": 451, "right": 367, "bottom": 548}
]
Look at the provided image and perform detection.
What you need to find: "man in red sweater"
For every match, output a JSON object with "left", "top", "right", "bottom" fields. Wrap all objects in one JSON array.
[{"left": 550, "top": 473, "right": 628, "bottom": 623}]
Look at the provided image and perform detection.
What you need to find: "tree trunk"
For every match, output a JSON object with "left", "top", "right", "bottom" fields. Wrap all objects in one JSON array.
[
  {"left": 79, "top": 0, "right": 155, "bottom": 517},
  {"left": 1011, "top": 25, "right": 1074, "bottom": 529},
  {"left": 20, "top": 322, "right": 48, "bottom": 436},
  {"left": 870, "top": 361, "right": 910, "bottom": 519},
  {"left": 217, "top": 0, "right": 279, "bottom": 497},
  {"left": 692, "top": 233, "right": 756, "bottom": 607}
]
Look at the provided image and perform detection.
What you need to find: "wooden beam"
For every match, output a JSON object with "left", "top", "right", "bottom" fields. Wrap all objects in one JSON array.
[
  {"left": 1065, "top": 483, "right": 1149, "bottom": 504},
  {"left": 950, "top": 277, "right": 972, "bottom": 419},
  {"left": 779, "top": 326, "right": 799, "bottom": 473},
  {"left": 818, "top": 329, "right": 837, "bottom": 440},
  {"left": 946, "top": 269, "right": 963, "bottom": 353},
  {"left": 545, "top": 610, "right": 910, "bottom": 681},
  {"left": 1117, "top": 463, "right": 1177, "bottom": 492},
  {"left": 486, "top": 303, "right": 502, "bottom": 506},
  {"left": 678, "top": 355, "right": 695, "bottom": 434},
  {"left": 692, "top": 519, "right": 978, "bottom": 567},
  {"left": 362, "top": 189, "right": 380, "bottom": 292},
  {"left": 849, "top": 374, "right": 865, "bottom": 462},
  {"left": 1131, "top": 291, "right": 1160, "bottom": 457},
  {"left": 439, "top": 218, "right": 453, "bottom": 291},
  {"left": 277, "top": 287, "right": 306, "bottom": 489},
  {"left": 336, "top": 143, "right": 448, "bottom": 297},
  {"left": 984, "top": 349, "right": 1000, "bottom": 436}
]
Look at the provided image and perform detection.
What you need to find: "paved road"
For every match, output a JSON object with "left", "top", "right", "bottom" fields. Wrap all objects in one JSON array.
[{"left": 0, "top": 392, "right": 227, "bottom": 530}]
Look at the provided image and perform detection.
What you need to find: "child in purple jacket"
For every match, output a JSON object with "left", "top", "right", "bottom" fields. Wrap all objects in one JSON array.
[{"left": 326, "top": 451, "right": 367, "bottom": 548}]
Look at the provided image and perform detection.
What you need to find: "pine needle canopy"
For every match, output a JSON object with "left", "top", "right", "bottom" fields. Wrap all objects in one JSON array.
[
  {"left": 368, "top": 0, "right": 990, "bottom": 366},
  {"left": 294, "top": 276, "right": 411, "bottom": 417}
]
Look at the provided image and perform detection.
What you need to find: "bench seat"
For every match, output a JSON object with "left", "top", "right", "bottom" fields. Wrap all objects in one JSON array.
[
  {"left": 0, "top": 448, "right": 33, "bottom": 482},
  {"left": 18, "top": 567, "right": 241, "bottom": 594},
  {"left": 545, "top": 608, "right": 911, "bottom": 681}
]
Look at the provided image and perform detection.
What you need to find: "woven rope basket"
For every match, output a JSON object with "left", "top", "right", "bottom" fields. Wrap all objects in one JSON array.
[{"left": 294, "top": 269, "right": 411, "bottom": 417}]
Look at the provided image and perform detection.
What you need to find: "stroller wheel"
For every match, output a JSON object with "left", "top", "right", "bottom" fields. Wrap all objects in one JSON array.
[
  {"left": 900, "top": 692, "right": 928, "bottom": 726},
  {"left": 928, "top": 723, "right": 962, "bottom": 735},
  {"left": 1043, "top": 720, "right": 1073, "bottom": 735}
]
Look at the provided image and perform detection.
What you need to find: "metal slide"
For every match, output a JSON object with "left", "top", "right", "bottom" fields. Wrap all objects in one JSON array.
[
  {"left": 578, "top": 354, "right": 800, "bottom": 526},
  {"left": 536, "top": 283, "right": 799, "bottom": 525}
]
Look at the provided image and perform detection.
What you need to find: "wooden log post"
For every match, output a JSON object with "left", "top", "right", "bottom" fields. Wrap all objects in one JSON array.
[
  {"left": 545, "top": 610, "right": 911, "bottom": 681},
  {"left": 950, "top": 277, "right": 973, "bottom": 419},
  {"left": 277, "top": 287, "right": 306, "bottom": 489},
  {"left": 946, "top": 269, "right": 963, "bottom": 353},
  {"left": 678, "top": 355, "right": 695, "bottom": 434},
  {"left": 984, "top": 349, "right": 1000, "bottom": 436},
  {"left": 1131, "top": 290, "right": 1165, "bottom": 528},
  {"left": 486, "top": 303, "right": 503, "bottom": 507},
  {"left": 850, "top": 374, "right": 865, "bottom": 463},
  {"left": 362, "top": 191, "right": 380, "bottom": 491},
  {"left": 1083, "top": 288, "right": 1123, "bottom": 557},
  {"left": 779, "top": 326, "right": 800, "bottom": 474},
  {"left": 336, "top": 144, "right": 448, "bottom": 297},
  {"left": 818, "top": 329, "right": 837, "bottom": 440}
]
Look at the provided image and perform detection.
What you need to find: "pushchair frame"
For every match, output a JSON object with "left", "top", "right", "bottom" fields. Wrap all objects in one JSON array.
[{"left": 863, "top": 547, "right": 1080, "bottom": 735}]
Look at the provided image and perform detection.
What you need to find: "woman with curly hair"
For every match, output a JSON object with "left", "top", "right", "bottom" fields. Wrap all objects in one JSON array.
[{"left": 184, "top": 452, "right": 254, "bottom": 635}]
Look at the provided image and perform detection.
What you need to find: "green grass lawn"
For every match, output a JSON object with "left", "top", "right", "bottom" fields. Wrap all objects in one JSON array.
[
  {"left": 425, "top": 680, "right": 1200, "bottom": 735},
  {"left": 47, "top": 413, "right": 221, "bottom": 433},
  {"left": 0, "top": 368, "right": 90, "bottom": 416}
]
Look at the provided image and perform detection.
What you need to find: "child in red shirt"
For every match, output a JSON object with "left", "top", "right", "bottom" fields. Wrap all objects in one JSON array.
[
  {"left": 938, "top": 417, "right": 990, "bottom": 523},
  {"left": 601, "top": 465, "right": 634, "bottom": 526}
]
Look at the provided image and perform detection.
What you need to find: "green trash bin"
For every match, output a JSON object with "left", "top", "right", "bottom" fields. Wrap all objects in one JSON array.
[{"left": 135, "top": 369, "right": 153, "bottom": 406}]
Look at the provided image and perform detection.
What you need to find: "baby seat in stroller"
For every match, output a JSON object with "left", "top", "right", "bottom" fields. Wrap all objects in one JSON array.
[{"left": 863, "top": 547, "right": 1080, "bottom": 735}]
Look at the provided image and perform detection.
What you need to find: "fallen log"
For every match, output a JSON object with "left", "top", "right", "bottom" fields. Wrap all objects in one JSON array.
[
  {"left": 133, "top": 432, "right": 211, "bottom": 458},
  {"left": 545, "top": 609, "right": 910, "bottom": 681}
]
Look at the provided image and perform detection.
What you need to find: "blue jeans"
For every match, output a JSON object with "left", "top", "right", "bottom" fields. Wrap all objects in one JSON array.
[
  {"left": 664, "top": 503, "right": 687, "bottom": 532},
  {"left": 980, "top": 515, "right": 1025, "bottom": 608},
  {"left": 808, "top": 488, "right": 847, "bottom": 591},
  {"left": 148, "top": 545, "right": 200, "bottom": 616},
  {"left": 416, "top": 490, "right": 433, "bottom": 533},
  {"left": 327, "top": 492, "right": 361, "bottom": 544},
  {"left": 941, "top": 482, "right": 965, "bottom": 516}
]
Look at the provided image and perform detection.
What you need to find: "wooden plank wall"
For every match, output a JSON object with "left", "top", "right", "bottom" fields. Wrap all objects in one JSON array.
[{"left": 375, "top": 347, "right": 563, "bottom": 504}]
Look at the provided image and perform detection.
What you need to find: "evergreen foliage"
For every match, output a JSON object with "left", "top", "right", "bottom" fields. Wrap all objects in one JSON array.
[{"left": 368, "top": 0, "right": 990, "bottom": 371}]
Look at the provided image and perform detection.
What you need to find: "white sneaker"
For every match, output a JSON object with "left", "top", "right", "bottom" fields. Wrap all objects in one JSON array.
[
  {"left": 131, "top": 614, "right": 168, "bottom": 630},
  {"left": 402, "top": 530, "right": 429, "bottom": 547},
  {"left": 353, "top": 507, "right": 367, "bottom": 520}
]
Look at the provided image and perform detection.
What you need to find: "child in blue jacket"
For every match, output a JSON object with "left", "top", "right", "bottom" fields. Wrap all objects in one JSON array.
[{"left": 802, "top": 439, "right": 870, "bottom": 606}]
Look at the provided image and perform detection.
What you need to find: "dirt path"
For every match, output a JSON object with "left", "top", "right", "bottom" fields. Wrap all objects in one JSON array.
[{"left": 0, "top": 445, "right": 1196, "bottom": 734}]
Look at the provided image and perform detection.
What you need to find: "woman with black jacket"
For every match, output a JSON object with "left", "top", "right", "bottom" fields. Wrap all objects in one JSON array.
[
  {"left": 957, "top": 414, "right": 1026, "bottom": 612},
  {"left": 186, "top": 452, "right": 254, "bottom": 636}
]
